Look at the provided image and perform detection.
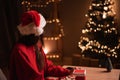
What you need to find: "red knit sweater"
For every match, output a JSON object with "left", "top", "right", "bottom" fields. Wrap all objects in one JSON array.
[{"left": 10, "top": 42, "right": 70, "bottom": 80}]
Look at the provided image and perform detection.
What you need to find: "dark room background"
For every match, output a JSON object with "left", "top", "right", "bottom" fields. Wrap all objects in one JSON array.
[{"left": 0, "top": 0, "right": 120, "bottom": 67}]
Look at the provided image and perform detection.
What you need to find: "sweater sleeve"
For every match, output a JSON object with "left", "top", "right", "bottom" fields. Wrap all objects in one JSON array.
[{"left": 45, "top": 60, "right": 71, "bottom": 77}]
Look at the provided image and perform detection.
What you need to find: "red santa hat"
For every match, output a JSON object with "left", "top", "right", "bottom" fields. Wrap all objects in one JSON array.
[{"left": 17, "top": 10, "right": 46, "bottom": 36}]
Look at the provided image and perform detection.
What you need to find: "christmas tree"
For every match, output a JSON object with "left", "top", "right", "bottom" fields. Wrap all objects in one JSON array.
[{"left": 78, "top": 0, "right": 120, "bottom": 62}]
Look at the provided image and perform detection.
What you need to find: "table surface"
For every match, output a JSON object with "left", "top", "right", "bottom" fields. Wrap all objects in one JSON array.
[
  {"left": 63, "top": 65, "right": 120, "bottom": 80},
  {"left": 84, "top": 67, "right": 120, "bottom": 80}
]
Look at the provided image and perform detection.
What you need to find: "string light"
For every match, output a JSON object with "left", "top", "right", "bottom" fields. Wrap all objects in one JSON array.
[
  {"left": 78, "top": 37, "right": 119, "bottom": 58},
  {"left": 46, "top": 54, "right": 60, "bottom": 59},
  {"left": 21, "top": 0, "right": 62, "bottom": 10},
  {"left": 43, "top": 18, "right": 64, "bottom": 40},
  {"left": 78, "top": 0, "right": 119, "bottom": 58},
  {"left": 43, "top": 0, "right": 64, "bottom": 41},
  {"left": 82, "top": 27, "right": 117, "bottom": 34}
]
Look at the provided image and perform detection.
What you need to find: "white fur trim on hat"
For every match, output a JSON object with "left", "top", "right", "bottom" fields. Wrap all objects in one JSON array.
[{"left": 17, "top": 13, "right": 46, "bottom": 36}]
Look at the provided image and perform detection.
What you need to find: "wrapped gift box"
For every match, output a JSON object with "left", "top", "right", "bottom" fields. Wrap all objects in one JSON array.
[{"left": 73, "top": 69, "right": 86, "bottom": 80}]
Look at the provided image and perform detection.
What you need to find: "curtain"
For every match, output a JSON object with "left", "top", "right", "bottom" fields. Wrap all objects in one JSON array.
[{"left": 0, "top": 0, "right": 23, "bottom": 67}]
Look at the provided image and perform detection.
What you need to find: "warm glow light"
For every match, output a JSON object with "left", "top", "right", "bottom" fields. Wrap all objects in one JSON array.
[
  {"left": 46, "top": 54, "right": 60, "bottom": 59},
  {"left": 78, "top": 37, "right": 119, "bottom": 58},
  {"left": 43, "top": 48, "right": 49, "bottom": 54},
  {"left": 102, "top": 12, "right": 107, "bottom": 19}
]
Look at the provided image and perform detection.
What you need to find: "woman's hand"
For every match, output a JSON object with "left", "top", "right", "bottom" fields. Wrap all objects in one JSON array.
[{"left": 66, "top": 67, "right": 74, "bottom": 74}]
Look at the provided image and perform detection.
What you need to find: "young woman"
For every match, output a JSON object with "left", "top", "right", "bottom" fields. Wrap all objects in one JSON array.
[{"left": 9, "top": 10, "right": 73, "bottom": 80}]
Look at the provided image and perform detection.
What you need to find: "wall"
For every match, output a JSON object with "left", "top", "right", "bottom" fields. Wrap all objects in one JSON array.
[
  {"left": 59, "top": 0, "right": 91, "bottom": 56},
  {"left": 115, "top": 0, "right": 120, "bottom": 31}
]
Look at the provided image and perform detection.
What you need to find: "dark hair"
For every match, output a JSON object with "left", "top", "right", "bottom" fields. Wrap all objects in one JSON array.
[
  {"left": 39, "top": 34, "right": 44, "bottom": 46},
  {"left": 18, "top": 34, "right": 39, "bottom": 46}
]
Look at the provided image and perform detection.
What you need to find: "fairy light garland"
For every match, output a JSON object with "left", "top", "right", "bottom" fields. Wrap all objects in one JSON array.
[
  {"left": 21, "top": 1, "right": 31, "bottom": 11},
  {"left": 78, "top": 37, "right": 119, "bottom": 58},
  {"left": 43, "top": 0, "right": 64, "bottom": 41},
  {"left": 21, "top": 1, "right": 48, "bottom": 11},
  {"left": 43, "top": 18, "right": 64, "bottom": 40},
  {"left": 46, "top": 53, "right": 60, "bottom": 59},
  {"left": 21, "top": 0, "right": 62, "bottom": 10},
  {"left": 83, "top": 4, "right": 117, "bottom": 34},
  {"left": 82, "top": 18, "right": 117, "bottom": 34},
  {"left": 78, "top": 0, "right": 119, "bottom": 58},
  {"left": 92, "top": 0, "right": 114, "bottom": 7},
  {"left": 82, "top": 27, "right": 117, "bottom": 34}
]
